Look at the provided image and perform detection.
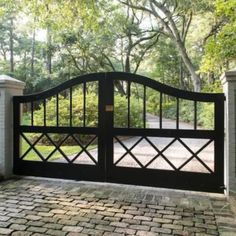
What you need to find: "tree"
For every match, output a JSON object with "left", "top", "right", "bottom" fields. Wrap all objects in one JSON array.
[
  {"left": 30, "top": 22, "right": 36, "bottom": 78},
  {"left": 0, "top": 0, "right": 233, "bottom": 96},
  {"left": 201, "top": 0, "right": 236, "bottom": 76},
  {"left": 101, "top": 3, "right": 160, "bottom": 74},
  {"left": 147, "top": 38, "right": 191, "bottom": 90},
  {"left": 120, "top": 0, "right": 204, "bottom": 91},
  {"left": 0, "top": 0, "right": 21, "bottom": 75}
]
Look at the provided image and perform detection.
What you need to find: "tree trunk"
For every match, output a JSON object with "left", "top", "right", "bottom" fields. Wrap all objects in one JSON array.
[
  {"left": 114, "top": 80, "right": 126, "bottom": 95},
  {"left": 125, "top": 56, "right": 130, "bottom": 73},
  {"left": 23, "top": 51, "right": 27, "bottom": 81},
  {"left": 175, "top": 40, "right": 201, "bottom": 92},
  {"left": 9, "top": 17, "right": 14, "bottom": 73},
  {"left": 31, "top": 29, "right": 36, "bottom": 78},
  {"left": 0, "top": 45, "right": 7, "bottom": 61},
  {"left": 179, "top": 59, "right": 184, "bottom": 89},
  {"left": 46, "top": 26, "right": 52, "bottom": 77},
  {"left": 125, "top": 34, "right": 132, "bottom": 73},
  {"left": 121, "top": 0, "right": 201, "bottom": 91},
  {"left": 150, "top": 1, "right": 201, "bottom": 91}
]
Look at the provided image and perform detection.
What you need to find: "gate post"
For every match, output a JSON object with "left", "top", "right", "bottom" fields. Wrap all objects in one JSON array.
[
  {"left": 221, "top": 68, "right": 236, "bottom": 194},
  {"left": 0, "top": 75, "right": 25, "bottom": 179}
]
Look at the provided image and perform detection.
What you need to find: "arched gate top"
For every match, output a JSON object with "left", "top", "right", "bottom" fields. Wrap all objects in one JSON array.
[{"left": 14, "top": 72, "right": 225, "bottom": 103}]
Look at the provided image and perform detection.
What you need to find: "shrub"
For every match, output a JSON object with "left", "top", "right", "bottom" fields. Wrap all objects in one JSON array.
[
  {"left": 162, "top": 101, "right": 177, "bottom": 120},
  {"left": 147, "top": 94, "right": 214, "bottom": 129},
  {"left": 198, "top": 103, "right": 214, "bottom": 129},
  {"left": 26, "top": 89, "right": 143, "bottom": 145},
  {"left": 114, "top": 94, "right": 143, "bottom": 128},
  {"left": 146, "top": 93, "right": 160, "bottom": 115}
]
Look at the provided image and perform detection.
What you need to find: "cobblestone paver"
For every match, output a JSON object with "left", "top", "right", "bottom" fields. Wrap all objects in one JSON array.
[{"left": 0, "top": 177, "right": 235, "bottom": 235}]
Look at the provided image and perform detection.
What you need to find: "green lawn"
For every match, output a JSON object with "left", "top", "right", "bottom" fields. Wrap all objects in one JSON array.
[{"left": 21, "top": 139, "right": 96, "bottom": 161}]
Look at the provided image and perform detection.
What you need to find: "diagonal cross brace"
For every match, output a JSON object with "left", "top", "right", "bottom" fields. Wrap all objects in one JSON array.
[
  {"left": 177, "top": 138, "right": 213, "bottom": 173},
  {"left": 114, "top": 137, "right": 145, "bottom": 168},
  {"left": 70, "top": 134, "right": 97, "bottom": 164},
  {"left": 144, "top": 137, "right": 177, "bottom": 170},
  {"left": 20, "top": 133, "right": 45, "bottom": 161}
]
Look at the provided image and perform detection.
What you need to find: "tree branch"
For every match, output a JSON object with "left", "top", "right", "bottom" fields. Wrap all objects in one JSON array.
[
  {"left": 203, "top": 20, "right": 225, "bottom": 44},
  {"left": 102, "top": 53, "right": 116, "bottom": 71},
  {"left": 131, "top": 32, "right": 160, "bottom": 49},
  {"left": 151, "top": 0, "right": 181, "bottom": 40},
  {"left": 119, "top": 0, "right": 153, "bottom": 15},
  {"left": 65, "top": 46, "right": 82, "bottom": 72},
  {"left": 183, "top": 11, "right": 192, "bottom": 42},
  {"left": 133, "top": 34, "right": 160, "bottom": 73},
  {"left": 149, "top": 1, "right": 173, "bottom": 38}
]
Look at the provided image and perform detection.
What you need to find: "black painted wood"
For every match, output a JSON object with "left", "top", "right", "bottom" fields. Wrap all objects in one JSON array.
[{"left": 13, "top": 72, "right": 225, "bottom": 193}]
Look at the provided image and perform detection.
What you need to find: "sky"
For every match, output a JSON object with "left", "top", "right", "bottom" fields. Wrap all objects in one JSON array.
[{"left": 36, "top": 29, "right": 47, "bottom": 42}]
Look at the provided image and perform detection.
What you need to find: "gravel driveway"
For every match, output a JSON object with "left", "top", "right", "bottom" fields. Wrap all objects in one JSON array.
[{"left": 62, "top": 114, "right": 214, "bottom": 174}]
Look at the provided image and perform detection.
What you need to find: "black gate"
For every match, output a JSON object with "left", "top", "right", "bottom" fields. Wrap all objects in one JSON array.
[{"left": 13, "top": 72, "right": 225, "bottom": 193}]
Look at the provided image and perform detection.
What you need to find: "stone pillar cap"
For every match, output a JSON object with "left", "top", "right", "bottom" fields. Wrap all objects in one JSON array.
[
  {"left": 0, "top": 75, "right": 25, "bottom": 89},
  {"left": 221, "top": 68, "right": 236, "bottom": 84}
]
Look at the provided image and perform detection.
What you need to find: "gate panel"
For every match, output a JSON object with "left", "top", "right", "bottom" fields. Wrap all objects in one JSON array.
[
  {"left": 13, "top": 73, "right": 106, "bottom": 181},
  {"left": 13, "top": 72, "right": 225, "bottom": 193},
  {"left": 108, "top": 72, "right": 225, "bottom": 193}
]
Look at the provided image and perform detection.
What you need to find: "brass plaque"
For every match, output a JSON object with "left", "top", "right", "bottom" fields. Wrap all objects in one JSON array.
[{"left": 105, "top": 105, "right": 114, "bottom": 112}]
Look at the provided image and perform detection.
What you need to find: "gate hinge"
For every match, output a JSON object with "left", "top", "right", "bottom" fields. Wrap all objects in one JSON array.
[{"left": 220, "top": 185, "right": 226, "bottom": 190}]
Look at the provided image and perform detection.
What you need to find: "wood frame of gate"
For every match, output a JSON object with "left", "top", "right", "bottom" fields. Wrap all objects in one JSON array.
[{"left": 13, "top": 72, "right": 225, "bottom": 193}]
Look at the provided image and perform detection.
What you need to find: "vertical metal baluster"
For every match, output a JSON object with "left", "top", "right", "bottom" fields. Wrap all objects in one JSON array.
[
  {"left": 176, "top": 98, "right": 179, "bottom": 129},
  {"left": 70, "top": 87, "right": 72, "bottom": 127},
  {"left": 127, "top": 81, "right": 131, "bottom": 128},
  {"left": 56, "top": 93, "right": 59, "bottom": 126},
  {"left": 31, "top": 102, "right": 34, "bottom": 126},
  {"left": 83, "top": 82, "right": 86, "bottom": 127},
  {"left": 160, "top": 92, "right": 162, "bottom": 129},
  {"left": 143, "top": 85, "right": 146, "bottom": 129},
  {"left": 194, "top": 100, "right": 197, "bottom": 130},
  {"left": 43, "top": 99, "right": 46, "bottom": 126}
]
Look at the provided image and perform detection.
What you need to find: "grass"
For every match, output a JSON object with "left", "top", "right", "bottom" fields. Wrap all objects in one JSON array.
[{"left": 21, "top": 139, "right": 96, "bottom": 161}]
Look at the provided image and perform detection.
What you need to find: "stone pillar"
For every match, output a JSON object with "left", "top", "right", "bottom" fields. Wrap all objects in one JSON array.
[
  {"left": 0, "top": 75, "right": 25, "bottom": 178},
  {"left": 221, "top": 69, "right": 236, "bottom": 194}
]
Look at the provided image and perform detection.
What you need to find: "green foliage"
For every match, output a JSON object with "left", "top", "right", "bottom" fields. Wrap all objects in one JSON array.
[
  {"left": 162, "top": 101, "right": 177, "bottom": 120},
  {"left": 22, "top": 0, "right": 98, "bottom": 30},
  {"left": 200, "top": 0, "right": 236, "bottom": 75},
  {"left": 160, "top": 100, "right": 194, "bottom": 124},
  {"left": 147, "top": 95, "right": 214, "bottom": 129},
  {"left": 146, "top": 92, "right": 160, "bottom": 115},
  {"left": 198, "top": 103, "right": 214, "bottom": 129},
  {"left": 148, "top": 39, "right": 182, "bottom": 87},
  {"left": 0, "top": 0, "right": 234, "bottom": 96},
  {"left": 22, "top": 112, "right": 31, "bottom": 126},
  {"left": 114, "top": 94, "right": 143, "bottom": 128},
  {"left": 202, "top": 80, "right": 223, "bottom": 93},
  {"left": 216, "top": 0, "right": 236, "bottom": 19},
  {"left": 28, "top": 89, "right": 142, "bottom": 145},
  {"left": 34, "top": 90, "right": 98, "bottom": 127},
  {"left": 201, "top": 23, "right": 236, "bottom": 75}
]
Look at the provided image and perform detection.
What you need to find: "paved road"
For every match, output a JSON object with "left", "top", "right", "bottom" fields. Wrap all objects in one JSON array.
[{"left": 54, "top": 114, "right": 214, "bottom": 173}]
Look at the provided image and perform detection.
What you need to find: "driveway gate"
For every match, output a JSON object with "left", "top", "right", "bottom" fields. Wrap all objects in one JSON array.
[{"left": 13, "top": 72, "right": 225, "bottom": 193}]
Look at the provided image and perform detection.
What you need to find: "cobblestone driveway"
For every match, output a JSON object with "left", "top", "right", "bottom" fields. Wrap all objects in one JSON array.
[{"left": 0, "top": 177, "right": 235, "bottom": 236}]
